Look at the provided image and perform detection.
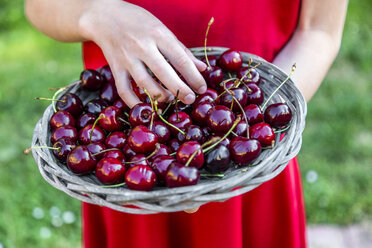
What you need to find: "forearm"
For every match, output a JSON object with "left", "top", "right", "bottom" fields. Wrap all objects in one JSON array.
[{"left": 273, "top": 0, "right": 348, "bottom": 102}]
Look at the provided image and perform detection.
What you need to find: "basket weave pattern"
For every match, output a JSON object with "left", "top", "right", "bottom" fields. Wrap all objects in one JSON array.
[{"left": 31, "top": 47, "right": 307, "bottom": 214}]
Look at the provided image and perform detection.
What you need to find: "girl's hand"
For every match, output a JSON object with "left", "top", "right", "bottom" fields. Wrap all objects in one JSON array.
[{"left": 79, "top": 0, "right": 207, "bottom": 108}]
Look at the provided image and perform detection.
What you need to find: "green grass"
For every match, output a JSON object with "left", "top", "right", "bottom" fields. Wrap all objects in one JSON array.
[{"left": 0, "top": 0, "right": 372, "bottom": 247}]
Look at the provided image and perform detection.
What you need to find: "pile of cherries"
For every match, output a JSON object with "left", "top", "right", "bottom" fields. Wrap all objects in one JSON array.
[{"left": 43, "top": 49, "right": 292, "bottom": 191}]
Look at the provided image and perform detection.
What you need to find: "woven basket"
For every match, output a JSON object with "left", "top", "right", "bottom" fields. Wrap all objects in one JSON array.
[{"left": 31, "top": 47, "right": 307, "bottom": 214}]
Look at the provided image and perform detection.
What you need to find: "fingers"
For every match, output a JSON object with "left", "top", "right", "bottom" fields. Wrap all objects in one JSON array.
[
  {"left": 184, "top": 207, "right": 199, "bottom": 214},
  {"left": 113, "top": 70, "right": 141, "bottom": 108},
  {"left": 128, "top": 59, "right": 172, "bottom": 102},
  {"left": 145, "top": 49, "right": 198, "bottom": 105},
  {"left": 159, "top": 39, "right": 207, "bottom": 95},
  {"left": 179, "top": 42, "right": 207, "bottom": 72}
]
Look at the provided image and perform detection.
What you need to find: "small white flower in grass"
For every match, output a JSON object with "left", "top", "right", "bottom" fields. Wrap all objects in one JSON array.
[
  {"left": 62, "top": 211, "right": 76, "bottom": 224},
  {"left": 306, "top": 170, "right": 318, "bottom": 184},
  {"left": 32, "top": 207, "right": 44, "bottom": 219},
  {"left": 49, "top": 206, "right": 61, "bottom": 217},
  {"left": 51, "top": 216, "right": 63, "bottom": 227},
  {"left": 40, "top": 227, "right": 51, "bottom": 239}
]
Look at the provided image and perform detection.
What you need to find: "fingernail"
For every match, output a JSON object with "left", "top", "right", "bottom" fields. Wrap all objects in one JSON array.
[
  {"left": 168, "top": 94, "right": 175, "bottom": 102},
  {"left": 184, "top": 94, "right": 195, "bottom": 104},
  {"left": 198, "top": 86, "right": 207, "bottom": 94}
]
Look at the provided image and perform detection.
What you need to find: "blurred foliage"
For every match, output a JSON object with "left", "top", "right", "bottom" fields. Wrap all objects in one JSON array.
[{"left": 0, "top": 0, "right": 372, "bottom": 247}]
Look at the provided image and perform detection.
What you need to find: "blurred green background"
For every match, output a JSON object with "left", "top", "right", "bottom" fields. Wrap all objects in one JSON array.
[{"left": 0, "top": 0, "right": 371, "bottom": 247}]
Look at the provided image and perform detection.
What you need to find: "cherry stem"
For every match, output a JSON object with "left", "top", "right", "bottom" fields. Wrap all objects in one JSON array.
[
  {"left": 124, "top": 112, "right": 129, "bottom": 117},
  {"left": 231, "top": 95, "right": 250, "bottom": 138},
  {"left": 118, "top": 117, "right": 131, "bottom": 127},
  {"left": 210, "top": 78, "right": 238, "bottom": 103},
  {"left": 261, "top": 63, "right": 296, "bottom": 110},
  {"left": 204, "top": 17, "right": 214, "bottom": 68},
  {"left": 52, "top": 86, "right": 68, "bottom": 112},
  {"left": 122, "top": 144, "right": 160, "bottom": 165},
  {"left": 200, "top": 173, "right": 225, "bottom": 178},
  {"left": 236, "top": 61, "right": 262, "bottom": 87},
  {"left": 92, "top": 148, "right": 120, "bottom": 157},
  {"left": 175, "top": 90, "right": 180, "bottom": 121},
  {"left": 231, "top": 131, "right": 238, "bottom": 137},
  {"left": 228, "top": 72, "right": 233, "bottom": 79},
  {"left": 203, "top": 117, "right": 241, "bottom": 154},
  {"left": 154, "top": 100, "right": 186, "bottom": 136},
  {"left": 274, "top": 124, "right": 292, "bottom": 134},
  {"left": 100, "top": 182, "right": 126, "bottom": 188},
  {"left": 142, "top": 88, "right": 155, "bottom": 130},
  {"left": 90, "top": 115, "right": 103, "bottom": 143},
  {"left": 24, "top": 146, "right": 60, "bottom": 155},
  {"left": 184, "top": 137, "right": 219, "bottom": 167},
  {"left": 49, "top": 80, "right": 81, "bottom": 91},
  {"left": 161, "top": 100, "right": 174, "bottom": 116}
]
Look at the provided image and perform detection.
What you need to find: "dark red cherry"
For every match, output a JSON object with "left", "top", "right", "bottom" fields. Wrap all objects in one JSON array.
[
  {"left": 177, "top": 125, "right": 205, "bottom": 143},
  {"left": 237, "top": 67, "right": 261, "bottom": 85},
  {"left": 165, "top": 162, "right": 200, "bottom": 188},
  {"left": 264, "top": 103, "right": 292, "bottom": 128},
  {"left": 193, "top": 94, "right": 214, "bottom": 106},
  {"left": 128, "top": 125, "right": 158, "bottom": 154},
  {"left": 148, "top": 121, "right": 171, "bottom": 144},
  {"left": 76, "top": 113, "right": 96, "bottom": 130},
  {"left": 249, "top": 123, "right": 275, "bottom": 148},
  {"left": 56, "top": 93, "right": 83, "bottom": 117},
  {"left": 84, "top": 99, "right": 108, "bottom": 116},
  {"left": 78, "top": 124, "right": 105, "bottom": 145},
  {"left": 167, "top": 112, "right": 192, "bottom": 135},
  {"left": 191, "top": 101, "right": 213, "bottom": 126},
  {"left": 242, "top": 83, "right": 264, "bottom": 105},
  {"left": 207, "top": 105, "right": 235, "bottom": 134},
  {"left": 207, "top": 135, "right": 231, "bottom": 148},
  {"left": 99, "top": 106, "right": 123, "bottom": 131},
  {"left": 125, "top": 165, "right": 157, "bottom": 191},
  {"left": 220, "top": 88, "right": 248, "bottom": 112},
  {"left": 129, "top": 103, "right": 154, "bottom": 126},
  {"left": 168, "top": 139, "right": 181, "bottom": 153},
  {"left": 52, "top": 138, "right": 76, "bottom": 161},
  {"left": 112, "top": 99, "right": 129, "bottom": 112},
  {"left": 244, "top": 104, "right": 264, "bottom": 125},
  {"left": 96, "top": 158, "right": 126, "bottom": 185},
  {"left": 150, "top": 155, "right": 175, "bottom": 185},
  {"left": 97, "top": 64, "right": 114, "bottom": 84},
  {"left": 105, "top": 131, "right": 127, "bottom": 149},
  {"left": 122, "top": 143, "right": 137, "bottom": 159},
  {"left": 86, "top": 142, "right": 106, "bottom": 160},
  {"left": 104, "top": 150, "right": 125, "bottom": 162},
  {"left": 80, "top": 69, "right": 105, "bottom": 91},
  {"left": 202, "top": 66, "right": 223, "bottom": 90},
  {"left": 100, "top": 81, "right": 119, "bottom": 103},
  {"left": 204, "top": 88, "right": 219, "bottom": 101},
  {"left": 131, "top": 80, "right": 147, "bottom": 101},
  {"left": 218, "top": 49, "right": 243, "bottom": 71},
  {"left": 217, "top": 80, "right": 235, "bottom": 94},
  {"left": 51, "top": 125, "right": 77, "bottom": 144},
  {"left": 229, "top": 137, "right": 261, "bottom": 165},
  {"left": 151, "top": 144, "right": 171, "bottom": 161},
  {"left": 168, "top": 101, "right": 192, "bottom": 115},
  {"left": 176, "top": 141, "right": 204, "bottom": 169},
  {"left": 127, "top": 154, "right": 149, "bottom": 169},
  {"left": 67, "top": 145, "right": 97, "bottom": 174},
  {"left": 50, "top": 110, "right": 75, "bottom": 130},
  {"left": 232, "top": 120, "right": 249, "bottom": 137},
  {"left": 205, "top": 145, "right": 231, "bottom": 173},
  {"left": 201, "top": 55, "right": 217, "bottom": 67}
]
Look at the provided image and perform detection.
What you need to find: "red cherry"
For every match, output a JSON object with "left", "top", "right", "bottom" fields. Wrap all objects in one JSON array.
[
  {"left": 191, "top": 101, "right": 214, "bottom": 126},
  {"left": 129, "top": 103, "right": 154, "bottom": 127},
  {"left": 67, "top": 145, "right": 97, "bottom": 175},
  {"left": 220, "top": 87, "right": 248, "bottom": 112},
  {"left": 150, "top": 155, "right": 175, "bottom": 185},
  {"left": 105, "top": 131, "right": 127, "bottom": 149},
  {"left": 201, "top": 55, "right": 217, "bottom": 66},
  {"left": 96, "top": 158, "right": 126, "bottom": 185},
  {"left": 122, "top": 143, "right": 137, "bottom": 160},
  {"left": 151, "top": 144, "right": 171, "bottom": 161},
  {"left": 264, "top": 103, "right": 292, "bottom": 128},
  {"left": 242, "top": 83, "right": 264, "bottom": 105},
  {"left": 249, "top": 123, "right": 275, "bottom": 148},
  {"left": 112, "top": 99, "right": 129, "bottom": 112},
  {"left": 103, "top": 150, "right": 125, "bottom": 162},
  {"left": 167, "top": 112, "right": 192, "bottom": 135},
  {"left": 52, "top": 138, "right": 76, "bottom": 161},
  {"left": 84, "top": 99, "right": 108, "bottom": 116},
  {"left": 56, "top": 93, "right": 83, "bottom": 117},
  {"left": 86, "top": 142, "right": 106, "bottom": 160},
  {"left": 176, "top": 141, "right": 204, "bottom": 169},
  {"left": 50, "top": 110, "right": 75, "bottom": 130},
  {"left": 80, "top": 69, "right": 105, "bottom": 91},
  {"left": 218, "top": 49, "right": 243, "bottom": 71},
  {"left": 207, "top": 135, "right": 231, "bottom": 148},
  {"left": 176, "top": 125, "right": 206, "bottom": 144},
  {"left": 168, "top": 139, "right": 181, "bottom": 153},
  {"left": 97, "top": 64, "right": 114, "bottom": 84},
  {"left": 78, "top": 124, "right": 105, "bottom": 145},
  {"left": 206, "top": 105, "right": 235, "bottom": 134},
  {"left": 232, "top": 120, "right": 249, "bottom": 137},
  {"left": 243, "top": 104, "right": 264, "bottom": 125},
  {"left": 237, "top": 67, "right": 261, "bottom": 85},
  {"left": 125, "top": 165, "right": 157, "bottom": 191},
  {"left": 148, "top": 121, "right": 171, "bottom": 144},
  {"left": 202, "top": 66, "right": 223, "bottom": 90},
  {"left": 127, "top": 154, "right": 149, "bottom": 169},
  {"left": 99, "top": 106, "right": 123, "bottom": 132},
  {"left": 100, "top": 81, "right": 119, "bottom": 103},
  {"left": 51, "top": 125, "right": 77, "bottom": 144},
  {"left": 131, "top": 80, "right": 147, "bottom": 101},
  {"left": 165, "top": 162, "right": 200, "bottom": 188},
  {"left": 229, "top": 137, "right": 261, "bottom": 165},
  {"left": 205, "top": 145, "right": 231, "bottom": 173},
  {"left": 76, "top": 113, "right": 96, "bottom": 130},
  {"left": 128, "top": 125, "right": 158, "bottom": 154}
]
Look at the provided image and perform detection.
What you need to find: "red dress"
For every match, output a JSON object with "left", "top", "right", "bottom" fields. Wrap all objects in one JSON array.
[{"left": 82, "top": 0, "right": 307, "bottom": 247}]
